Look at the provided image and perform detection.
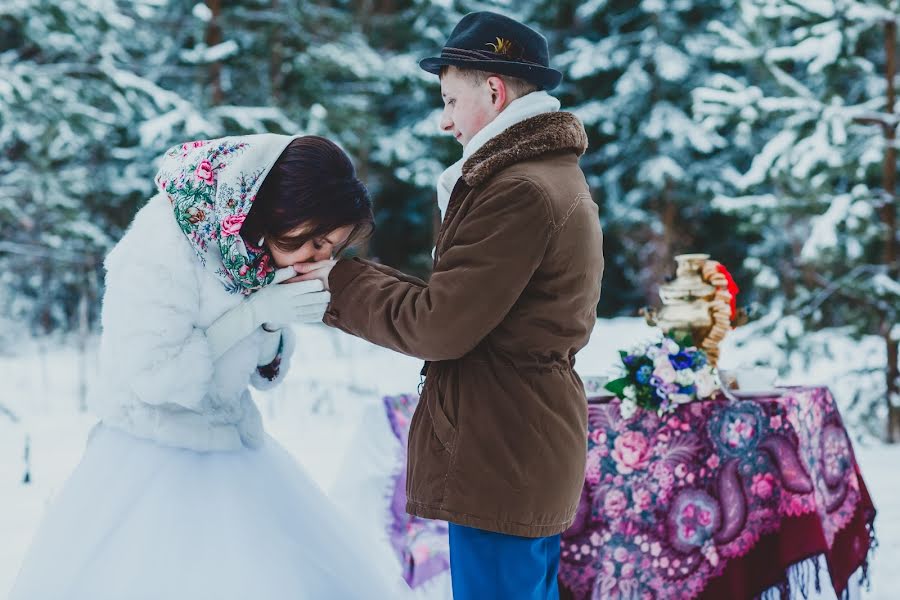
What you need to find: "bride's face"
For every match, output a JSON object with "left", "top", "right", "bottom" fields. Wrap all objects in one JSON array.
[{"left": 267, "top": 224, "right": 355, "bottom": 268}]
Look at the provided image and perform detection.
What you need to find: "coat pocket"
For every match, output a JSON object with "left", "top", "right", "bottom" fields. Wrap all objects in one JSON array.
[
  {"left": 406, "top": 380, "right": 457, "bottom": 507},
  {"left": 426, "top": 389, "right": 456, "bottom": 452}
]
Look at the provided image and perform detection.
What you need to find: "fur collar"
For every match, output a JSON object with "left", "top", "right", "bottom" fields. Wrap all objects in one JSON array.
[{"left": 462, "top": 112, "right": 588, "bottom": 187}]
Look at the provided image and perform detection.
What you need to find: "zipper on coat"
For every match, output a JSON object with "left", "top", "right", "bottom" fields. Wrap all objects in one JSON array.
[{"left": 418, "top": 361, "right": 430, "bottom": 395}]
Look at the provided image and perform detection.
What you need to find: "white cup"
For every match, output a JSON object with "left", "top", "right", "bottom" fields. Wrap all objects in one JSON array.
[{"left": 734, "top": 367, "right": 778, "bottom": 392}]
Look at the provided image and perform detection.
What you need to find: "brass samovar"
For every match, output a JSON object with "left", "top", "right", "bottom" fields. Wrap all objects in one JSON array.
[{"left": 643, "top": 253, "right": 728, "bottom": 365}]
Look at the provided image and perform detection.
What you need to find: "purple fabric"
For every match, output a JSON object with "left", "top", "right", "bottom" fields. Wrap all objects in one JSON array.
[
  {"left": 382, "top": 387, "right": 872, "bottom": 599},
  {"left": 383, "top": 394, "right": 450, "bottom": 589}
]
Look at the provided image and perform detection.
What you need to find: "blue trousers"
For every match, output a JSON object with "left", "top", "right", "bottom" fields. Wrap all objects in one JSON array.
[{"left": 449, "top": 523, "right": 561, "bottom": 600}]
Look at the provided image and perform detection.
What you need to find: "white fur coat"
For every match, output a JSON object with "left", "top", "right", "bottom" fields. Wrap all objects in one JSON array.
[{"left": 89, "top": 194, "right": 296, "bottom": 452}]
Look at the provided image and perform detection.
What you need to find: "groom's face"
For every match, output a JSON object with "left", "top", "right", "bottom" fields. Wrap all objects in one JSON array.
[{"left": 439, "top": 67, "right": 499, "bottom": 147}]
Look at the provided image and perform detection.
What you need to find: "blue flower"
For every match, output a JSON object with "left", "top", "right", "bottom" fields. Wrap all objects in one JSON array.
[
  {"left": 670, "top": 352, "right": 693, "bottom": 370},
  {"left": 691, "top": 352, "right": 707, "bottom": 368},
  {"left": 636, "top": 365, "right": 653, "bottom": 385}
]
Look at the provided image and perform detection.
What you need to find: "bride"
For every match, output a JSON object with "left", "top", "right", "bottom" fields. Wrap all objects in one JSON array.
[{"left": 10, "top": 134, "right": 405, "bottom": 599}]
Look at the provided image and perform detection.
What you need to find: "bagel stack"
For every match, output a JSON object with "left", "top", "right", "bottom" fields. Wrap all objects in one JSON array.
[{"left": 699, "top": 259, "right": 733, "bottom": 367}]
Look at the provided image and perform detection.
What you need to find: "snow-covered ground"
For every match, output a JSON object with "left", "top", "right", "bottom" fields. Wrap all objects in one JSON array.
[{"left": 0, "top": 318, "right": 896, "bottom": 598}]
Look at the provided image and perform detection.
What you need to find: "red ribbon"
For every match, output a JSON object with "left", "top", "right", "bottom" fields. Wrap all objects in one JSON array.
[{"left": 716, "top": 264, "right": 739, "bottom": 321}]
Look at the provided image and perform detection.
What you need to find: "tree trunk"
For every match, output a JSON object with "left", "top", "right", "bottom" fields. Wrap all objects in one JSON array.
[
  {"left": 355, "top": 137, "right": 371, "bottom": 259},
  {"left": 269, "top": 0, "right": 282, "bottom": 105},
  {"left": 887, "top": 327, "right": 900, "bottom": 443},
  {"left": 205, "top": 0, "right": 223, "bottom": 105},
  {"left": 883, "top": 21, "right": 900, "bottom": 442},
  {"left": 645, "top": 186, "right": 679, "bottom": 306}
]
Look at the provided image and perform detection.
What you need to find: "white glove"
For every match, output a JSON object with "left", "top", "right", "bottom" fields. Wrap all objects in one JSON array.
[
  {"left": 258, "top": 265, "right": 299, "bottom": 333},
  {"left": 206, "top": 267, "right": 331, "bottom": 360}
]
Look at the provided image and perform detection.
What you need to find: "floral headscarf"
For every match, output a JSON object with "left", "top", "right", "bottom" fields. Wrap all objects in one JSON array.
[{"left": 154, "top": 134, "right": 299, "bottom": 295}]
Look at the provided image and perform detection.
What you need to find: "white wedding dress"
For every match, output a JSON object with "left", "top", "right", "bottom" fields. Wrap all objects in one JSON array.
[{"left": 10, "top": 424, "right": 406, "bottom": 600}]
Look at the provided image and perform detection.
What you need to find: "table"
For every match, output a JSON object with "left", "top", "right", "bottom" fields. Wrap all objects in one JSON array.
[{"left": 382, "top": 386, "right": 876, "bottom": 599}]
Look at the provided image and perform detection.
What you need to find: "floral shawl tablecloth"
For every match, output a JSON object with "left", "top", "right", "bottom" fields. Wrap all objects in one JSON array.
[{"left": 383, "top": 387, "right": 876, "bottom": 599}]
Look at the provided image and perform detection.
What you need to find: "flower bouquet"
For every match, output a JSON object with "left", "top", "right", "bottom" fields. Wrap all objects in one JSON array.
[{"left": 604, "top": 334, "right": 721, "bottom": 418}]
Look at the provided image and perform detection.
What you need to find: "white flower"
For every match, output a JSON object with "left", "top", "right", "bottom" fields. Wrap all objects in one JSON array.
[
  {"left": 662, "top": 338, "right": 680, "bottom": 354},
  {"left": 646, "top": 345, "right": 666, "bottom": 360},
  {"left": 695, "top": 368, "right": 718, "bottom": 398},
  {"left": 629, "top": 341, "right": 651, "bottom": 356},
  {"left": 675, "top": 368, "right": 695, "bottom": 386},
  {"left": 623, "top": 385, "right": 637, "bottom": 400},
  {"left": 619, "top": 399, "right": 638, "bottom": 419},
  {"left": 654, "top": 361, "right": 677, "bottom": 384},
  {"left": 670, "top": 393, "right": 692, "bottom": 405},
  {"left": 703, "top": 542, "right": 720, "bottom": 567}
]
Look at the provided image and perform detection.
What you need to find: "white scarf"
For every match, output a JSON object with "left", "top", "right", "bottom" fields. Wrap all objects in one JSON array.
[{"left": 436, "top": 90, "right": 561, "bottom": 221}]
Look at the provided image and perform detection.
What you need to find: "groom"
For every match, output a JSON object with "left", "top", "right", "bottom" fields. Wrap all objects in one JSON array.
[{"left": 298, "top": 11, "right": 603, "bottom": 600}]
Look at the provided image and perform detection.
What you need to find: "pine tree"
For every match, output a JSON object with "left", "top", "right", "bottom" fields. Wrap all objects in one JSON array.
[
  {"left": 0, "top": 0, "right": 178, "bottom": 333},
  {"left": 693, "top": 0, "right": 900, "bottom": 440},
  {"left": 539, "top": 0, "right": 753, "bottom": 316},
  {"left": 0, "top": 0, "right": 304, "bottom": 332}
]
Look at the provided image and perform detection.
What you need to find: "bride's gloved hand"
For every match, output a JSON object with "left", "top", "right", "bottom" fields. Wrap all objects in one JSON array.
[
  {"left": 206, "top": 266, "right": 331, "bottom": 360},
  {"left": 257, "top": 326, "right": 283, "bottom": 367}
]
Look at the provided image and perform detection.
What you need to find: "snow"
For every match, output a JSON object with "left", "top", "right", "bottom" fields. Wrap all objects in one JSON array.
[
  {"left": 712, "top": 192, "right": 779, "bottom": 213},
  {"left": 0, "top": 319, "right": 897, "bottom": 597},
  {"left": 638, "top": 155, "right": 686, "bottom": 187},
  {"left": 574, "top": 0, "right": 608, "bottom": 21},
  {"left": 801, "top": 194, "right": 851, "bottom": 261},
  {"left": 180, "top": 40, "right": 240, "bottom": 64},
  {"left": 845, "top": 2, "right": 899, "bottom": 24},
  {"left": 212, "top": 106, "right": 301, "bottom": 135},
  {"left": 561, "top": 37, "right": 630, "bottom": 79},
  {"left": 790, "top": 120, "right": 844, "bottom": 179},
  {"left": 707, "top": 20, "right": 753, "bottom": 51},
  {"left": 191, "top": 2, "right": 212, "bottom": 22},
  {"left": 789, "top": 0, "right": 836, "bottom": 19},
  {"left": 737, "top": 129, "right": 798, "bottom": 189},
  {"left": 305, "top": 39, "right": 385, "bottom": 80},
  {"left": 572, "top": 99, "right": 616, "bottom": 130},
  {"left": 872, "top": 273, "right": 900, "bottom": 298},
  {"left": 653, "top": 43, "right": 691, "bottom": 82},
  {"left": 641, "top": 101, "right": 726, "bottom": 153},
  {"left": 615, "top": 61, "right": 653, "bottom": 97},
  {"left": 767, "top": 29, "right": 841, "bottom": 69}
]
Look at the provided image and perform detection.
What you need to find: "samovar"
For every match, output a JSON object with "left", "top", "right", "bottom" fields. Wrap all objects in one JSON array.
[{"left": 642, "top": 253, "right": 719, "bottom": 359}]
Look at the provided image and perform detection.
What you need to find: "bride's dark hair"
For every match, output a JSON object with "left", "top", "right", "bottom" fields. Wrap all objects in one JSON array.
[{"left": 241, "top": 136, "right": 373, "bottom": 254}]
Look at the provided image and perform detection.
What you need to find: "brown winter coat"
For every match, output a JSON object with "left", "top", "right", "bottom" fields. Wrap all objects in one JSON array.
[{"left": 324, "top": 111, "right": 604, "bottom": 537}]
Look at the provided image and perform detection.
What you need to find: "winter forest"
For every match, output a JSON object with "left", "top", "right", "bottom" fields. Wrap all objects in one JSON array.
[
  {"left": 1, "top": 0, "right": 900, "bottom": 598},
  {"left": 3, "top": 0, "right": 898, "bottom": 440}
]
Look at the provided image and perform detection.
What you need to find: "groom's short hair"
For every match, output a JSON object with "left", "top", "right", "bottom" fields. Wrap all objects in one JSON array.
[{"left": 439, "top": 65, "right": 539, "bottom": 101}]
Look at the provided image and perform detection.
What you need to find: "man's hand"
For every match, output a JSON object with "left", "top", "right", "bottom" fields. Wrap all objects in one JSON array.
[{"left": 286, "top": 260, "right": 337, "bottom": 291}]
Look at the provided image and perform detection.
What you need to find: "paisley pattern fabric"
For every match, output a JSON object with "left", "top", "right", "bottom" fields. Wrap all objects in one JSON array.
[{"left": 383, "top": 387, "right": 874, "bottom": 599}]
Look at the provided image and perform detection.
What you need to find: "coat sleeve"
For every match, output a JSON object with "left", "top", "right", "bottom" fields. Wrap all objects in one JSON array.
[
  {"left": 363, "top": 260, "right": 429, "bottom": 287},
  {"left": 250, "top": 326, "right": 296, "bottom": 390},
  {"left": 324, "top": 177, "right": 551, "bottom": 361},
  {"left": 98, "top": 205, "right": 213, "bottom": 413}
]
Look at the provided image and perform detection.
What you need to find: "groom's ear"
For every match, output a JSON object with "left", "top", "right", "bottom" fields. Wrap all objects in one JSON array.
[{"left": 486, "top": 76, "right": 508, "bottom": 111}]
